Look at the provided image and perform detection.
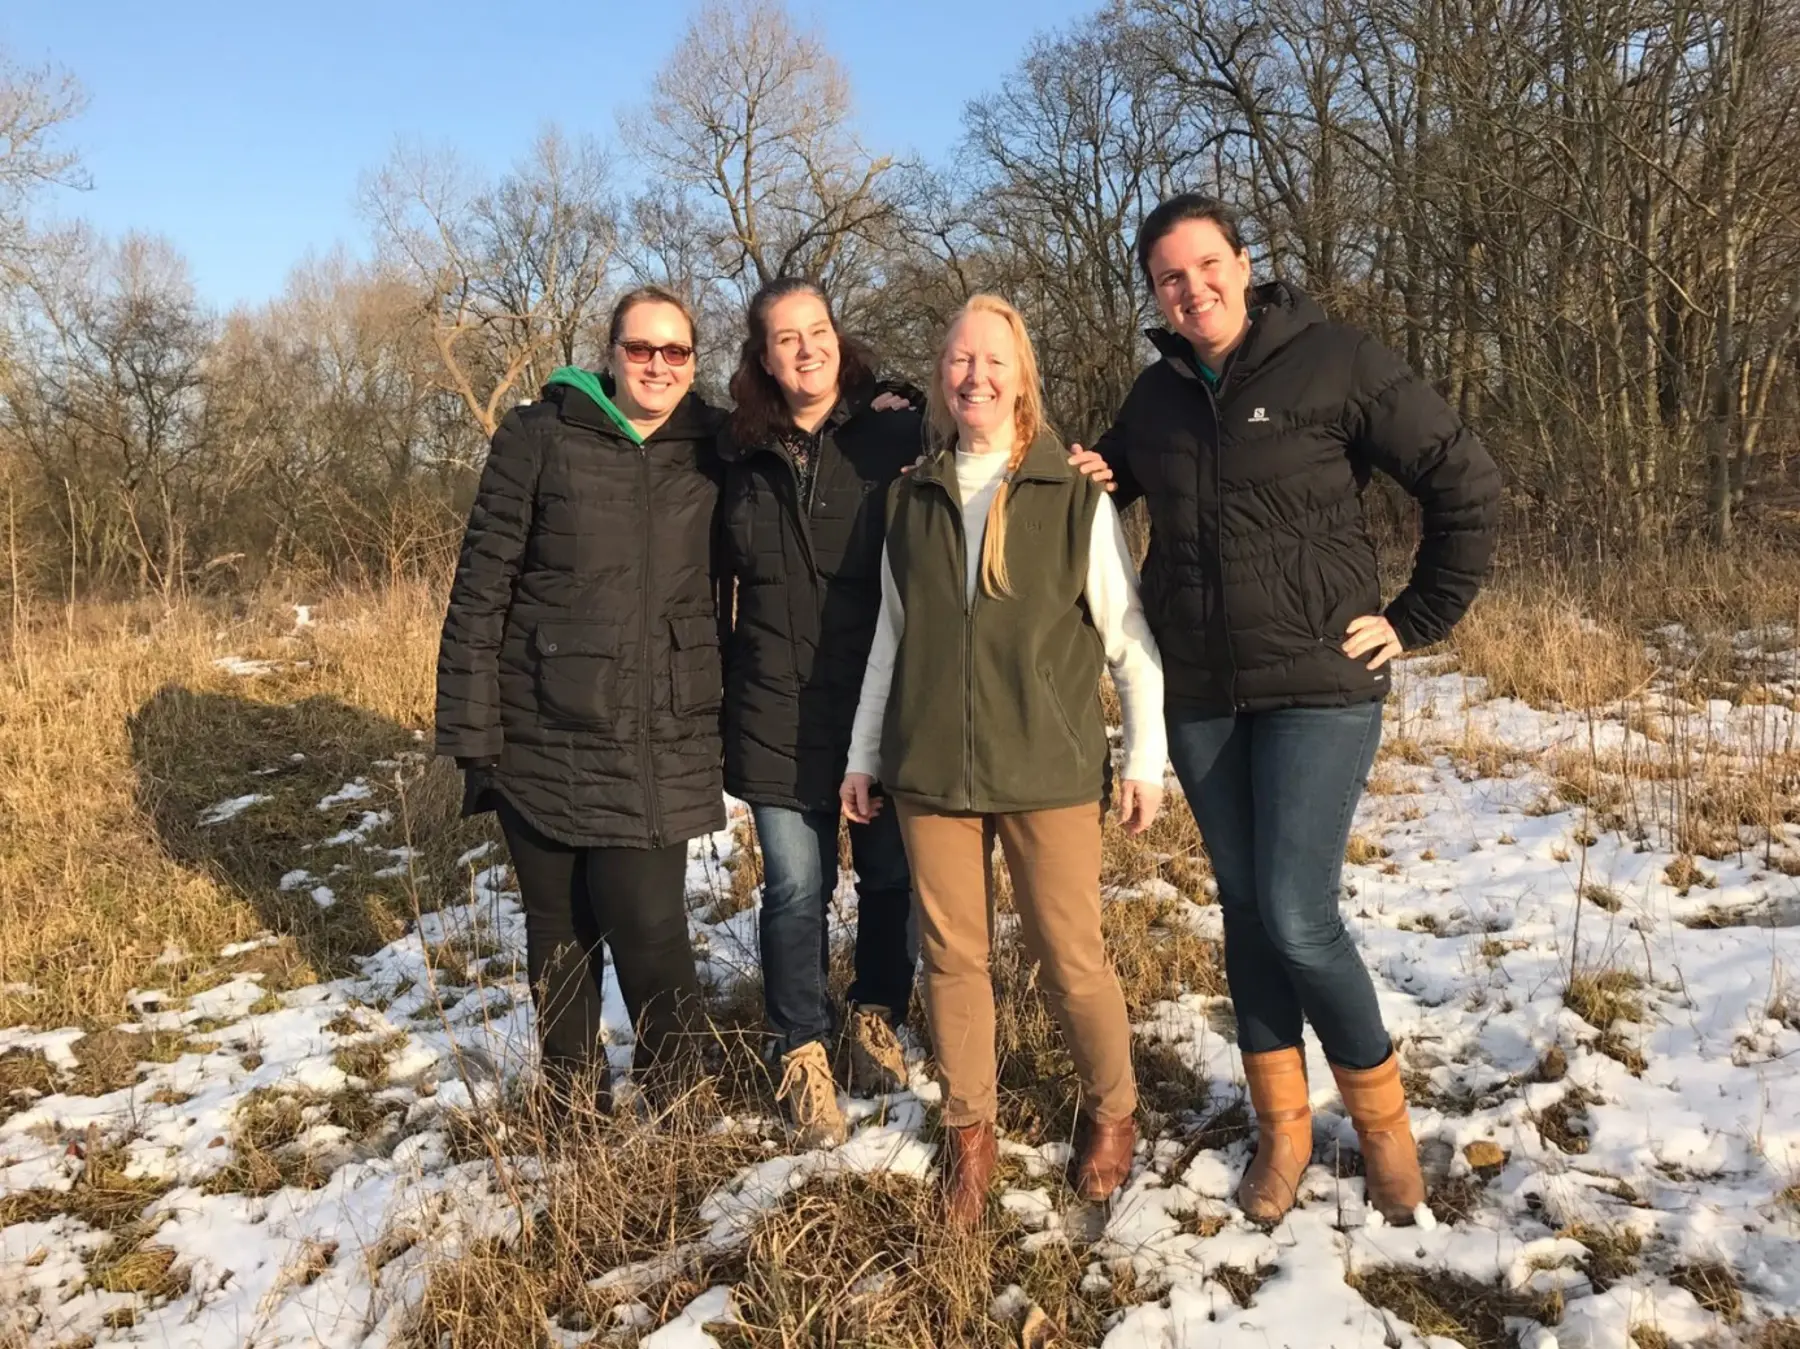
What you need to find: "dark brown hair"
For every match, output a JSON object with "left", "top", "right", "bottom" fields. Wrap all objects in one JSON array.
[
  {"left": 607, "top": 285, "right": 698, "bottom": 349},
  {"left": 1134, "top": 195, "right": 1247, "bottom": 288},
  {"left": 727, "top": 277, "right": 875, "bottom": 447}
]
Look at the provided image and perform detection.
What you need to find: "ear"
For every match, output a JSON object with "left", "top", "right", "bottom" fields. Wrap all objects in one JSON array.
[{"left": 759, "top": 348, "right": 773, "bottom": 378}]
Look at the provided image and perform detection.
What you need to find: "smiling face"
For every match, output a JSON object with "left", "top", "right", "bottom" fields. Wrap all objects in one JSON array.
[
  {"left": 759, "top": 291, "right": 841, "bottom": 414},
  {"left": 939, "top": 309, "right": 1020, "bottom": 441},
  {"left": 611, "top": 300, "right": 695, "bottom": 422},
  {"left": 1147, "top": 217, "right": 1253, "bottom": 364}
]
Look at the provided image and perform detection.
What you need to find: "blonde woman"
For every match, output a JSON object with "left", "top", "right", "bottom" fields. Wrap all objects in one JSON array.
[{"left": 839, "top": 295, "right": 1166, "bottom": 1225}]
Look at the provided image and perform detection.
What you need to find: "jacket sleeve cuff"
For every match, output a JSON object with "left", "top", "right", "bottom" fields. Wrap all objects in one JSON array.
[{"left": 1382, "top": 596, "right": 1432, "bottom": 652}]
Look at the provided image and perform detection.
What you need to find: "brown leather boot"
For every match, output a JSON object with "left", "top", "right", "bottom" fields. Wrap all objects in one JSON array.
[
  {"left": 1238, "top": 1047, "right": 1313, "bottom": 1223},
  {"left": 1073, "top": 1114, "right": 1138, "bottom": 1201},
  {"left": 1330, "top": 1051, "right": 1426, "bottom": 1224},
  {"left": 941, "top": 1120, "right": 997, "bottom": 1228}
]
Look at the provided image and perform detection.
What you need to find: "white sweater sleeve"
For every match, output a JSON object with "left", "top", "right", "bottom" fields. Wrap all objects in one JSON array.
[
  {"left": 845, "top": 544, "right": 904, "bottom": 780},
  {"left": 1085, "top": 495, "right": 1167, "bottom": 784}
]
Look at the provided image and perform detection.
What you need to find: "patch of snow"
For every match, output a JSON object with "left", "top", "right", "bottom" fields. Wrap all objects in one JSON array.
[
  {"left": 197, "top": 793, "right": 268, "bottom": 826},
  {"left": 313, "top": 811, "right": 393, "bottom": 848},
  {"left": 213, "top": 655, "right": 282, "bottom": 677},
  {"left": 316, "top": 779, "right": 373, "bottom": 810}
]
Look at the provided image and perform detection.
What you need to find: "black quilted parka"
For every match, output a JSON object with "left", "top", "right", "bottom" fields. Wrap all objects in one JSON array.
[
  {"left": 434, "top": 374, "right": 727, "bottom": 848},
  {"left": 717, "top": 379, "right": 924, "bottom": 812},
  {"left": 1098, "top": 281, "right": 1502, "bottom": 714}
]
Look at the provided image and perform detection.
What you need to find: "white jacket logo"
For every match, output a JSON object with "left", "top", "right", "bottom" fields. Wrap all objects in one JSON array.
[{"left": 1248, "top": 408, "right": 1270, "bottom": 423}]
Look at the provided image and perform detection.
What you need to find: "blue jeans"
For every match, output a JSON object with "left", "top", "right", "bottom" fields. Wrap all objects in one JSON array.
[
  {"left": 750, "top": 802, "right": 917, "bottom": 1056},
  {"left": 1166, "top": 702, "right": 1392, "bottom": 1069}
]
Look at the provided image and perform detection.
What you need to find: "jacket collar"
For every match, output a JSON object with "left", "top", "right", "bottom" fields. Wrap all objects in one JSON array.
[
  {"left": 717, "top": 374, "right": 924, "bottom": 464},
  {"left": 1144, "top": 279, "right": 1328, "bottom": 385},
  {"left": 908, "top": 428, "right": 1072, "bottom": 491},
  {"left": 543, "top": 373, "right": 720, "bottom": 443}
]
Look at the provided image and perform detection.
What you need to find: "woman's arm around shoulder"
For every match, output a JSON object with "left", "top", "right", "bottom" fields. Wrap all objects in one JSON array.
[
  {"left": 1084, "top": 493, "right": 1167, "bottom": 834},
  {"left": 841, "top": 543, "right": 907, "bottom": 822}
]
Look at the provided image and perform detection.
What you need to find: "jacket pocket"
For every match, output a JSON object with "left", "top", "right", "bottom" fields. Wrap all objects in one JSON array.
[
  {"left": 670, "top": 613, "right": 723, "bottom": 716},
  {"left": 533, "top": 621, "right": 618, "bottom": 727},
  {"left": 1039, "top": 666, "right": 1086, "bottom": 760},
  {"left": 1298, "top": 541, "right": 1331, "bottom": 640}
]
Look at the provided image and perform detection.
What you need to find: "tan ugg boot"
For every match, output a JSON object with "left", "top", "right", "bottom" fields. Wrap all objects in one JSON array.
[
  {"left": 1330, "top": 1051, "right": 1426, "bottom": 1224},
  {"left": 1237, "top": 1047, "right": 1314, "bottom": 1223}
]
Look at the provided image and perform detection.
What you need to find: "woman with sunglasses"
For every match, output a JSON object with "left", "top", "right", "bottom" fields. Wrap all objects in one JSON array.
[{"left": 436, "top": 285, "right": 726, "bottom": 1109}]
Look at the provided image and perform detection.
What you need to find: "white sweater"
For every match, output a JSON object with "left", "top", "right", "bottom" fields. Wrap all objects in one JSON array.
[{"left": 846, "top": 446, "right": 1167, "bottom": 787}]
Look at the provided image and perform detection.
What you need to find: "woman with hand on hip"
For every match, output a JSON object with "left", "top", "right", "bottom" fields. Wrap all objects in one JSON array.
[
  {"left": 719, "top": 278, "right": 923, "bottom": 1148},
  {"left": 842, "top": 294, "right": 1167, "bottom": 1226},
  {"left": 1072, "top": 195, "right": 1501, "bottom": 1225},
  {"left": 436, "top": 286, "right": 725, "bottom": 1108}
]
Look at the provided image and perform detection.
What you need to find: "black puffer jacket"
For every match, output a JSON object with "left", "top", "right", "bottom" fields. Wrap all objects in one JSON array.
[
  {"left": 719, "top": 380, "right": 923, "bottom": 811},
  {"left": 435, "top": 376, "right": 727, "bottom": 847},
  {"left": 1100, "top": 281, "right": 1501, "bottom": 714}
]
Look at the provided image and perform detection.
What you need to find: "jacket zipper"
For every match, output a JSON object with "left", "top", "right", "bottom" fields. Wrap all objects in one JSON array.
[
  {"left": 1190, "top": 371, "right": 1241, "bottom": 713},
  {"left": 771, "top": 439, "right": 820, "bottom": 577},
  {"left": 639, "top": 442, "right": 663, "bottom": 848}
]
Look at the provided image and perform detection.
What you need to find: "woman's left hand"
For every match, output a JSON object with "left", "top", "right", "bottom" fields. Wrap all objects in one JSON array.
[
  {"left": 1342, "top": 614, "right": 1404, "bottom": 669},
  {"left": 871, "top": 391, "right": 915, "bottom": 412},
  {"left": 1118, "top": 780, "right": 1163, "bottom": 835}
]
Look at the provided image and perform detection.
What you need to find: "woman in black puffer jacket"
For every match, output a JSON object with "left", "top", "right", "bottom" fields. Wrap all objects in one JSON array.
[
  {"left": 435, "top": 285, "right": 724, "bottom": 1105},
  {"left": 1074, "top": 195, "right": 1501, "bottom": 1228},
  {"left": 718, "top": 278, "right": 923, "bottom": 1148}
]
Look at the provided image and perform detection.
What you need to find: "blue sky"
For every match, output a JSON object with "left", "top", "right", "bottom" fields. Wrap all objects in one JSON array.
[{"left": 2, "top": 1, "right": 1099, "bottom": 310}]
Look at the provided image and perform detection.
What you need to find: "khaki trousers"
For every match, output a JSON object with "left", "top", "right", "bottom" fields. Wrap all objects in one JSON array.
[{"left": 894, "top": 798, "right": 1137, "bottom": 1127}]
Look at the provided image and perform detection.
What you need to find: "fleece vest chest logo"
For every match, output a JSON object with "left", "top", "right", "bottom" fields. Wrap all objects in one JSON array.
[{"left": 1248, "top": 407, "right": 1271, "bottom": 424}]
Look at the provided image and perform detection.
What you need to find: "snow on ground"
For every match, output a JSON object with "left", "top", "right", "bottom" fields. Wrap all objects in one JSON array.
[{"left": 3, "top": 656, "right": 1798, "bottom": 1347}]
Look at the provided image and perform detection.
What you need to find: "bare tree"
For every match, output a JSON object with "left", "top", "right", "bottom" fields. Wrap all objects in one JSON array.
[
  {"left": 362, "top": 127, "right": 619, "bottom": 437},
  {"left": 625, "top": 0, "right": 905, "bottom": 307},
  {"left": 0, "top": 47, "right": 88, "bottom": 289}
]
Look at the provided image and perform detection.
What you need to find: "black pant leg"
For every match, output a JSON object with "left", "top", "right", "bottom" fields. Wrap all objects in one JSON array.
[
  {"left": 496, "top": 800, "right": 611, "bottom": 1089},
  {"left": 585, "top": 841, "right": 703, "bottom": 1076}
]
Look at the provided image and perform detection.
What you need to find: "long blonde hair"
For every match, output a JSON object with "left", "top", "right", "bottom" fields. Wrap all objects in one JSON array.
[{"left": 924, "top": 294, "right": 1050, "bottom": 599}]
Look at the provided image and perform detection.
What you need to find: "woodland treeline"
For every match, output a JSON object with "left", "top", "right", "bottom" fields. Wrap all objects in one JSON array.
[{"left": 3, "top": 0, "right": 1797, "bottom": 596}]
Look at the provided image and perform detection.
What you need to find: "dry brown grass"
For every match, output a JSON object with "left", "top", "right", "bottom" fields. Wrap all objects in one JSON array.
[
  {"left": 8, "top": 564, "right": 1794, "bottom": 1343},
  {"left": 1564, "top": 969, "right": 1649, "bottom": 1075},
  {"left": 1452, "top": 586, "right": 1653, "bottom": 709},
  {"left": 0, "top": 1139, "right": 169, "bottom": 1234},
  {"left": 1564, "top": 969, "right": 1645, "bottom": 1027},
  {"left": 1670, "top": 1261, "right": 1745, "bottom": 1323},
  {"left": 1350, "top": 1267, "right": 1563, "bottom": 1348},
  {"left": 0, "top": 584, "right": 499, "bottom": 1030},
  {"left": 1561, "top": 1223, "right": 1643, "bottom": 1292}
]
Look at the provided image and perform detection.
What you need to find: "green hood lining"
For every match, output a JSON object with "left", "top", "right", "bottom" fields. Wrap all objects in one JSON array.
[{"left": 545, "top": 366, "right": 643, "bottom": 446}]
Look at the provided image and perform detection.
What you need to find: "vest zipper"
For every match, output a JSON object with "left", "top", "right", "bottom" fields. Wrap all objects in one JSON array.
[
  {"left": 959, "top": 498, "right": 976, "bottom": 813},
  {"left": 924, "top": 468, "right": 976, "bottom": 811},
  {"left": 638, "top": 442, "right": 663, "bottom": 848}
]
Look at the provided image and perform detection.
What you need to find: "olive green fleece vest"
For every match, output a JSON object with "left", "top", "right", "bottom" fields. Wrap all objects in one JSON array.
[{"left": 879, "top": 431, "right": 1109, "bottom": 813}]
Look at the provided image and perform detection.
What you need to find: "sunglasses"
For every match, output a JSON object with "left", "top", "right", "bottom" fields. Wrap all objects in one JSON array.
[{"left": 616, "top": 340, "right": 695, "bottom": 367}]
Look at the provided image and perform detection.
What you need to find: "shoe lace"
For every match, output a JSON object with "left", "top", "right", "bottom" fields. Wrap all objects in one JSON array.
[
  {"left": 777, "top": 1044, "right": 835, "bottom": 1124},
  {"left": 855, "top": 1008, "right": 902, "bottom": 1054}
]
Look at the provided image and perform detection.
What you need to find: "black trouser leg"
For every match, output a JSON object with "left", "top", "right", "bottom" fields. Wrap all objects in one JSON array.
[
  {"left": 497, "top": 800, "right": 611, "bottom": 1099},
  {"left": 584, "top": 841, "right": 703, "bottom": 1077}
]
